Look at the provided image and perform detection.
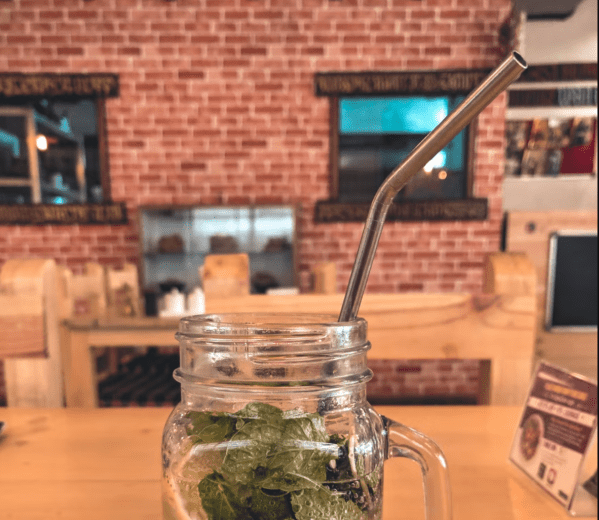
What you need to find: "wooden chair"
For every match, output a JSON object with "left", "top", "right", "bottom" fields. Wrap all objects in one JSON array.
[
  {"left": 311, "top": 261, "right": 337, "bottom": 294},
  {"left": 202, "top": 253, "right": 250, "bottom": 299},
  {"left": 0, "top": 259, "right": 64, "bottom": 407},
  {"left": 66, "top": 262, "right": 107, "bottom": 319},
  {"left": 105, "top": 263, "right": 141, "bottom": 318}
]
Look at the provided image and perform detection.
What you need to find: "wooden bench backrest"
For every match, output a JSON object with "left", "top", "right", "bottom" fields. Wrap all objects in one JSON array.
[{"left": 206, "top": 281, "right": 537, "bottom": 405}]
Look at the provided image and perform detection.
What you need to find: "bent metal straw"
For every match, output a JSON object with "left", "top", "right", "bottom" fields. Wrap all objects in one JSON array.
[{"left": 339, "top": 51, "right": 528, "bottom": 322}]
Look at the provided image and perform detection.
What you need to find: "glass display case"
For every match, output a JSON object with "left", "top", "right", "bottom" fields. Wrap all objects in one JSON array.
[{"left": 139, "top": 205, "right": 297, "bottom": 294}]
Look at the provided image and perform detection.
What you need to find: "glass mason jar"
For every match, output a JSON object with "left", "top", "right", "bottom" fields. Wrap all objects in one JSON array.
[{"left": 162, "top": 313, "right": 451, "bottom": 520}]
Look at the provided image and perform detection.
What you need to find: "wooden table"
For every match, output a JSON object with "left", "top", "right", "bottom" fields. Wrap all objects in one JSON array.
[
  {"left": 1, "top": 406, "right": 596, "bottom": 519},
  {"left": 61, "top": 317, "right": 181, "bottom": 407}
]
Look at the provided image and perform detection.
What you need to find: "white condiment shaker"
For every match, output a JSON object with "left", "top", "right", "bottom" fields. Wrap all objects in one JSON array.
[{"left": 186, "top": 286, "right": 205, "bottom": 315}]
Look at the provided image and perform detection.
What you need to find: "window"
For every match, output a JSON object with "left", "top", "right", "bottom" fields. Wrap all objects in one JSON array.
[
  {"left": 314, "top": 68, "right": 490, "bottom": 222},
  {"left": 0, "top": 98, "right": 107, "bottom": 205},
  {"left": 336, "top": 95, "right": 468, "bottom": 203},
  {"left": 0, "top": 73, "right": 126, "bottom": 225}
]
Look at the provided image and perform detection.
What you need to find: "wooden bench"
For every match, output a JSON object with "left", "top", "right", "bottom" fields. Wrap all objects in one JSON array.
[{"left": 4, "top": 252, "right": 537, "bottom": 407}]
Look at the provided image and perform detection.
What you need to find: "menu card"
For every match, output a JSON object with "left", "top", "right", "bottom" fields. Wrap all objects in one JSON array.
[{"left": 510, "top": 361, "right": 597, "bottom": 514}]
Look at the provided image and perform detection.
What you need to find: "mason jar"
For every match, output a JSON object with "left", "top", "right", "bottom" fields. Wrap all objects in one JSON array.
[{"left": 162, "top": 313, "right": 451, "bottom": 520}]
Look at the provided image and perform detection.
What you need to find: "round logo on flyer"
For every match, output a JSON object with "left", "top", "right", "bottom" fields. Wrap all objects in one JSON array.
[{"left": 520, "top": 413, "right": 544, "bottom": 461}]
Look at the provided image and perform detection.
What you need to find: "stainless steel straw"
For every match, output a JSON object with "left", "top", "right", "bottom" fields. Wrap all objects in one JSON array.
[{"left": 338, "top": 51, "right": 528, "bottom": 322}]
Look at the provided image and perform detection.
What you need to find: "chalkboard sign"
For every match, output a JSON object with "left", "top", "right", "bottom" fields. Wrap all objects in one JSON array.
[{"left": 545, "top": 232, "right": 598, "bottom": 331}]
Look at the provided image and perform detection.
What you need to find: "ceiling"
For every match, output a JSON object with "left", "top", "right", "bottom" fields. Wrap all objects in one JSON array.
[{"left": 515, "top": 0, "right": 586, "bottom": 19}]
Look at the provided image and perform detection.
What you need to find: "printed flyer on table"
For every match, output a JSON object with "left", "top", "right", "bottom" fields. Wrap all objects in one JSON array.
[{"left": 510, "top": 361, "right": 598, "bottom": 511}]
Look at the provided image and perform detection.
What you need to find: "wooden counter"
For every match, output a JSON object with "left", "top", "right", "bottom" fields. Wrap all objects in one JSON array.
[{"left": 0, "top": 406, "right": 595, "bottom": 519}]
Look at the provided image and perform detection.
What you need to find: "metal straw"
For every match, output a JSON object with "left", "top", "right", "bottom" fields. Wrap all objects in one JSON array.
[{"left": 339, "top": 51, "right": 527, "bottom": 322}]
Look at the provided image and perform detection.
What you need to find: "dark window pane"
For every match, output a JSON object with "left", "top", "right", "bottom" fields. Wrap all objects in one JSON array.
[
  {"left": 337, "top": 95, "right": 469, "bottom": 203},
  {"left": 1, "top": 98, "right": 107, "bottom": 205},
  {"left": 0, "top": 186, "right": 31, "bottom": 204},
  {"left": 0, "top": 115, "right": 31, "bottom": 179}
]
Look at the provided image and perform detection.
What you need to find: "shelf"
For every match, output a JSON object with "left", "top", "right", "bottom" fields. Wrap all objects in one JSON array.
[
  {"left": 506, "top": 106, "right": 598, "bottom": 120},
  {"left": 139, "top": 204, "right": 297, "bottom": 291},
  {"left": 0, "top": 178, "right": 31, "bottom": 187},
  {"left": 143, "top": 250, "right": 292, "bottom": 258},
  {"left": 503, "top": 175, "right": 597, "bottom": 212}
]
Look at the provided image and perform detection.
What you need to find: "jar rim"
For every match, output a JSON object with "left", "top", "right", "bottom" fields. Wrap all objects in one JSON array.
[
  {"left": 178, "top": 312, "right": 367, "bottom": 337},
  {"left": 175, "top": 313, "right": 371, "bottom": 386}
]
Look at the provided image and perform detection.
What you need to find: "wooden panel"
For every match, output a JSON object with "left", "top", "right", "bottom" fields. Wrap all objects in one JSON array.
[
  {"left": 506, "top": 210, "right": 598, "bottom": 381},
  {"left": 483, "top": 251, "right": 537, "bottom": 296},
  {"left": 311, "top": 261, "right": 337, "bottom": 294},
  {"left": 202, "top": 253, "right": 250, "bottom": 298},
  {"left": 506, "top": 210, "right": 597, "bottom": 301},
  {"left": 205, "top": 293, "right": 536, "bottom": 359},
  {"left": 0, "top": 313, "right": 45, "bottom": 358},
  {"left": 0, "top": 259, "right": 63, "bottom": 407},
  {"left": 67, "top": 263, "right": 107, "bottom": 318},
  {"left": 105, "top": 263, "right": 141, "bottom": 318}
]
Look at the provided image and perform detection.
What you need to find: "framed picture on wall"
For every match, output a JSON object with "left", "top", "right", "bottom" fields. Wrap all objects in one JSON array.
[{"left": 560, "top": 117, "right": 597, "bottom": 174}]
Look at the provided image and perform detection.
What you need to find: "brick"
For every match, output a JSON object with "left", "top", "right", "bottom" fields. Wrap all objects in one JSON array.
[
  {"left": 67, "top": 10, "right": 98, "bottom": 20},
  {"left": 424, "top": 46, "right": 452, "bottom": 56}
]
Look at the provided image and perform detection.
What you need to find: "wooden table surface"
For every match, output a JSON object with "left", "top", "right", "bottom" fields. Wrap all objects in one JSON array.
[{"left": 0, "top": 406, "right": 596, "bottom": 520}]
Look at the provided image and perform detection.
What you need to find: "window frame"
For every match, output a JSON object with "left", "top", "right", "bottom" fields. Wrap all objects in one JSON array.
[
  {"left": 0, "top": 106, "right": 41, "bottom": 202},
  {"left": 314, "top": 68, "right": 492, "bottom": 222}
]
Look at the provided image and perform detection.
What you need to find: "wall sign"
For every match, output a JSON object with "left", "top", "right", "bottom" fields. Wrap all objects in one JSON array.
[
  {"left": 0, "top": 202, "right": 128, "bottom": 225},
  {"left": 516, "top": 63, "right": 598, "bottom": 83},
  {"left": 314, "top": 199, "right": 488, "bottom": 222},
  {"left": 0, "top": 73, "right": 119, "bottom": 100},
  {"left": 509, "top": 87, "right": 597, "bottom": 107},
  {"left": 315, "top": 69, "right": 491, "bottom": 96}
]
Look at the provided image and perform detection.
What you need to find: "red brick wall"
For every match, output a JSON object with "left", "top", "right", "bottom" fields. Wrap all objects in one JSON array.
[
  {"left": 367, "top": 359, "right": 482, "bottom": 404},
  {"left": 0, "top": 0, "right": 510, "bottom": 292},
  {"left": 0, "top": 0, "right": 511, "bottom": 406}
]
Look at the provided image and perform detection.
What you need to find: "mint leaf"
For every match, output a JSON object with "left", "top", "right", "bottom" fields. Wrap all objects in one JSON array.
[
  {"left": 236, "top": 402, "right": 285, "bottom": 420},
  {"left": 186, "top": 411, "right": 215, "bottom": 435},
  {"left": 291, "top": 487, "right": 364, "bottom": 520},
  {"left": 262, "top": 416, "right": 337, "bottom": 491},
  {"left": 221, "top": 418, "right": 284, "bottom": 484},
  {"left": 186, "top": 411, "right": 236, "bottom": 444},
  {"left": 259, "top": 469, "right": 321, "bottom": 493},
  {"left": 197, "top": 472, "right": 250, "bottom": 520}
]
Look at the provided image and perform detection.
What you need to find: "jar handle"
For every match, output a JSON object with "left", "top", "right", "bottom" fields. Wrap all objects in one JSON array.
[{"left": 382, "top": 415, "right": 452, "bottom": 520}]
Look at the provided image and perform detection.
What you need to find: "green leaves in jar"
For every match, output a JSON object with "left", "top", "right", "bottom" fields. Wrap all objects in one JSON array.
[{"left": 185, "top": 402, "right": 374, "bottom": 520}]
